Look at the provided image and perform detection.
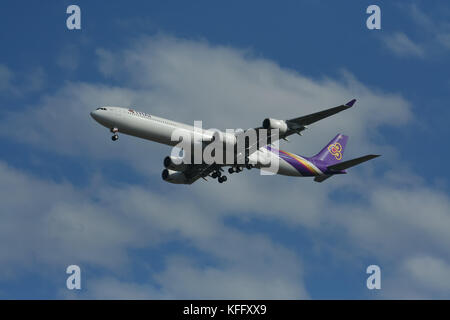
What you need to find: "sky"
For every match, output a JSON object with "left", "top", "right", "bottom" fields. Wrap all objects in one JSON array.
[{"left": 0, "top": 0, "right": 449, "bottom": 299}]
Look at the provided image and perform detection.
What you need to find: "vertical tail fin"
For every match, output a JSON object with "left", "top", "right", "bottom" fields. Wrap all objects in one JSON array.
[{"left": 312, "top": 134, "right": 348, "bottom": 165}]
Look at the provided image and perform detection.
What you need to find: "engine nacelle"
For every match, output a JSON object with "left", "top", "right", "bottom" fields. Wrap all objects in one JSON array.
[
  {"left": 262, "top": 118, "right": 288, "bottom": 135},
  {"left": 161, "top": 169, "right": 189, "bottom": 184},
  {"left": 164, "top": 155, "right": 188, "bottom": 171},
  {"left": 212, "top": 131, "right": 237, "bottom": 147}
]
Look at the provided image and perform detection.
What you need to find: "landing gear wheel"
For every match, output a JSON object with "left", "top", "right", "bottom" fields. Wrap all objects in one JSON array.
[
  {"left": 218, "top": 176, "right": 227, "bottom": 183},
  {"left": 246, "top": 164, "right": 252, "bottom": 170},
  {"left": 111, "top": 134, "right": 119, "bottom": 141},
  {"left": 228, "top": 168, "right": 234, "bottom": 174},
  {"left": 211, "top": 170, "right": 221, "bottom": 178},
  {"left": 235, "top": 167, "right": 242, "bottom": 173}
]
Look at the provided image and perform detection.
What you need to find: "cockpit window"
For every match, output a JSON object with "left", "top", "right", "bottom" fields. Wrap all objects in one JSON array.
[{"left": 96, "top": 107, "right": 107, "bottom": 111}]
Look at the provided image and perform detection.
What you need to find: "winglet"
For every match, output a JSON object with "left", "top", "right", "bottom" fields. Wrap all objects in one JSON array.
[{"left": 345, "top": 99, "right": 357, "bottom": 107}]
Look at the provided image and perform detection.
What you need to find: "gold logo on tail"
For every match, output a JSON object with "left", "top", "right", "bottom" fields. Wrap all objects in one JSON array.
[{"left": 328, "top": 142, "right": 342, "bottom": 160}]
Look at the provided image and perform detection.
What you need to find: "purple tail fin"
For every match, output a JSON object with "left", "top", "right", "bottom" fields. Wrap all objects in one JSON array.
[{"left": 312, "top": 134, "right": 348, "bottom": 165}]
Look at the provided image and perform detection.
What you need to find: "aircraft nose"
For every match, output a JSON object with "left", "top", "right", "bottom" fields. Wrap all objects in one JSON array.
[{"left": 90, "top": 110, "right": 99, "bottom": 121}]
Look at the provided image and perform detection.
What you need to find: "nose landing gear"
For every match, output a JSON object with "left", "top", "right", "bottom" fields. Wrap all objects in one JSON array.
[{"left": 110, "top": 128, "right": 119, "bottom": 141}]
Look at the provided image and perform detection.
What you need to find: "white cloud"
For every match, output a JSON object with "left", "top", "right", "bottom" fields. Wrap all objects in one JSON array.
[
  {"left": 0, "top": 162, "right": 139, "bottom": 273},
  {"left": 96, "top": 48, "right": 116, "bottom": 77},
  {"left": 0, "top": 36, "right": 449, "bottom": 298},
  {"left": 0, "top": 64, "right": 14, "bottom": 93},
  {"left": 403, "top": 256, "right": 450, "bottom": 294},
  {"left": 382, "top": 32, "right": 425, "bottom": 58},
  {"left": 153, "top": 255, "right": 306, "bottom": 299},
  {"left": 382, "top": 4, "right": 450, "bottom": 58},
  {"left": 1, "top": 36, "right": 412, "bottom": 173},
  {"left": 408, "top": 4, "right": 436, "bottom": 32},
  {"left": 332, "top": 176, "right": 450, "bottom": 252},
  {"left": 437, "top": 33, "right": 450, "bottom": 50},
  {"left": 75, "top": 277, "right": 163, "bottom": 299},
  {"left": 0, "top": 161, "right": 308, "bottom": 299},
  {"left": 0, "top": 64, "right": 46, "bottom": 97}
]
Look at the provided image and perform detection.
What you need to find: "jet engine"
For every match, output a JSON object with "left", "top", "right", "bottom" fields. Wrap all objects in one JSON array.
[
  {"left": 262, "top": 118, "right": 288, "bottom": 135},
  {"left": 164, "top": 155, "right": 188, "bottom": 171},
  {"left": 161, "top": 169, "right": 189, "bottom": 184}
]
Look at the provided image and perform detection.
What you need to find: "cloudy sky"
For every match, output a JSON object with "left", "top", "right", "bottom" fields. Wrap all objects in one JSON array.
[{"left": 0, "top": 1, "right": 449, "bottom": 299}]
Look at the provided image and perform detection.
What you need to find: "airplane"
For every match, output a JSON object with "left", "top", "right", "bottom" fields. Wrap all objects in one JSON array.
[{"left": 90, "top": 99, "right": 380, "bottom": 184}]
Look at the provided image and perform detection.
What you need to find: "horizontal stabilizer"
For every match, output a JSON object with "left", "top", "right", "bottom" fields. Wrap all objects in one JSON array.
[
  {"left": 314, "top": 175, "right": 332, "bottom": 183},
  {"left": 327, "top": 154, "right": 380, "bottom": 171}
]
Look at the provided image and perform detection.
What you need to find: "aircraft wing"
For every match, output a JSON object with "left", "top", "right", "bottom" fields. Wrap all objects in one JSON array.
[
  {"left": 238, "top": 99, "right": 357, "bottom": 161},
  {"left": 181, "top": 163, "right": 223, "bottom": 184},
  {"left": 173, "top": 99, "right": 358, "bottom": 182},
  {"left": 286, "top": 99, "right": 356, "bottom": 129}
]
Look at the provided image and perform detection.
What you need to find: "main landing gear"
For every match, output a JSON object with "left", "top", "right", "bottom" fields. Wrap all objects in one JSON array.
[
  {"left": 110, "top": 127, "right": 119, "bottom": 141},
  {"left": 211, "top": 170, "right": 228, "bottom": 183},
  {"left": 219, "top": 165, "right": 253, "bottom": 183},
  {"left": 228, "top": 165, "right": 252, "bottom": 174},
  {"left": 228, "top": 167, "right": 241, "bottom": 174}
]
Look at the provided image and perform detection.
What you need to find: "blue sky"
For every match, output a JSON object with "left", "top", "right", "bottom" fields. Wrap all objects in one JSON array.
[{"left": 0, "top": 0, "right": 449, "bottom": 299}]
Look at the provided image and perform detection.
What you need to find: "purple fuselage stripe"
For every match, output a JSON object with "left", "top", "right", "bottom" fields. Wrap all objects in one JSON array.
[
  {"left": 267, "top": 146, "right": 318, "bottom": 176},
  {"left": 279, "top": 153, "right": 316, "bottom": 176}
]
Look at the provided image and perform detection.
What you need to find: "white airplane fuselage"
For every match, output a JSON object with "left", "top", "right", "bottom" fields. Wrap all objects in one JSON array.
[
  {"left": 91, "top": 106, "right": 213, "bottom": 146},
  {"left": 90, "top": 106, "right": 326, "bottom": 178}
]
